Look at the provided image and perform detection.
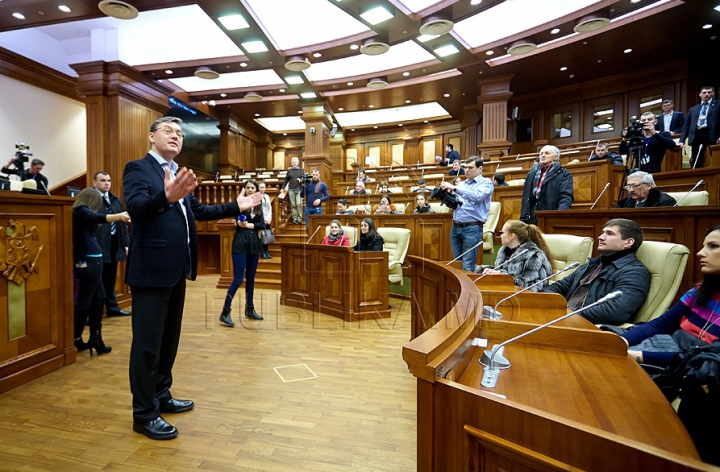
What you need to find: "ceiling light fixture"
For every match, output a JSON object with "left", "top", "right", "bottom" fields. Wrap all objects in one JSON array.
[
  {"left": 417, "top": 34, "right": 440, "bottom": 43},
  {"left": 194, "top": 67, "right": 219, "bottom": 79},
  {"left": 560, "top": 66, "right": 567, "bottom": 71},
  {"left": 285, "top": 75, "right": 304, "bottom": 85},
  {"left": 300, "top": 92, "right": 317, "bottom": 99},
  {"left": 339, "top": 108, "right": 344, "bottom": 111},
  {"left": 239, "top": 62, "right": 248, "bottom": 67},
  {"left": 58, "top": 5, "right": 71, "bottom": 13},
  {"left": 313, "top": 52, "right": 322, "bottom": 58},
  {"left": 97, "top": 0, "right": 138, "bottom": 20},
  {"left": 360, "top": 6, "right": 393, "bottom": 25},
  {"left": 419, "top": 13, "right": 454, "bottom": 36},
  {"left": 405, "top": 100, "right": 411, "bottom": 103},
  {"left": 245, "top": 92, "right": 262, "bottom": 101},
  {"left": 444, "top": 93, "right": 450, "bottom": 97},
  {"left": 367, "top": 78, "right": 388, "bottom": 89},
  {"left": 279, "top": 88, "right": 286, "bottom": 92},
  {"left": 350, "top": 44, "right": 359, "bottom": 50},
  {"left": 574, "top": 14, "right": 610, "bottom": 33},
  {"left": 402, "top": 72, "right": 410, "bottom": 77},
  {"left": 255, "top": 113, "right": 260, "bottom": 117},
  {"left": 486, "top": 50, "right": 494, "bottom": 55},
  {"left": 703, "top": 24, "right": 712, "bottom": 29},
  {"left": 550, "top": 28, "right": 560, "bottom": 34},
  {"left": 241, "top": 40, "right": 269, "bottom": 53},
  {"left": 434, "top": 44, "right": 459, "bottom": 57},
  {"left": 360, "top": 37, "right": 390, "bottom": 56},
  {"left": 218, "top": 14, "right": 249, "bottom": 30},
  {"left": 12, "top": 12, "right": 26, "bottom": 20},
  {"left": 507, "top": 39, "right": 537, "bottom": 55},
  {"left": 165, "top": 69, "right": 173, "bottom": 74},
  {"left": 347, "top": 82, "right": 354, "bottom": 86},
  {"left": 285, "top": 55, "right": 311, "bottom": 71},
  {"left": 471, "top": 0, "right": 483, "bottom": 5},
  {"left": 220, "top": 93, "right": 227, "bottom": 98},
  {"left": 624, "top": 48, "right": 632, "bottom": 53}
]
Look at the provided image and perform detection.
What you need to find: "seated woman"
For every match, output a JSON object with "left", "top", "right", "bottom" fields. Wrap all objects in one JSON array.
[
  {"left": 351, "top": 181, "right": 368, "bottom": 195},
  {"left": 356, "top": 169, "right": 369, "bottom": 183},
  {"left": 378, "top": 181, "right": 390, "bottom": 194},
  {"left": 474, "top": 220, "right": 553, "bottom": 292},
  {"left": 322, "top": 220, "right": 351, "bottom": 247},
  {"left": 622, "top": 225, "right": 720, "bottom": 367},
  {"left": 413, "top": 193, "right": 435, "bottom": 213},
  {"left": 336, "top": 198, "right": 354, "bottom": 215},
  {"left": 373, "top": 195, "right": 396, "bottom": 214},
  {"left": 354, "top": 218, "right": 384, "bottom": 252}
]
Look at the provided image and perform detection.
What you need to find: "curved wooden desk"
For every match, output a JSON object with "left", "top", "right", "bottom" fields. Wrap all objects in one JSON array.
[{"left": 403, "top": 256, "right": 712, "bottom": 472}]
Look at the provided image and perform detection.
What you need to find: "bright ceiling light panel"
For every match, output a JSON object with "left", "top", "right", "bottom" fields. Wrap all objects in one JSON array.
[
  {"left": 218, "top": 14, "right": 250, "bottom": 30},
  {"left": 300, "top": 92, "right": 318, "bottom": 98},
  {"left": 417, "top": 33, "right": 440, "bottom": 43},
  {"left": 453, "top": 0, "right": 600, "bottom": 49},
  {"left": 169, "top": 69, "right": 284, "bottom": 93},
  {"left": 304, "top": 40, "right": 435, "bottom": 82},
  {"left": 335, "top": 102, "right": 450, "bottom": 127},
  {"left": 434, "top": 44, "right": 459, "bottom": 57},
  {"left": 360, "top": 6, "right": 394, "bottom": 25},
  {"left": 242, "top": 0, "right": 370, "bottom": 52},
  {"left": 387, "top": 0, "right": 445, "bottom": 14},
  {"left": 285, "top": 75, "right": 305, "bottom": 84},
  {"left": 255, "top": 116, "right": 307, "bottom": 133},
  {"left": 241, "top": 40, "right": 269, "bottom": 53}
]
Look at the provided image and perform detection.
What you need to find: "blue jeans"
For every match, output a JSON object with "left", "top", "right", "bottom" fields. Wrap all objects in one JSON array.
[
  {"left": 305, "top": 206, "right": 322, "bottom": 228},
  {"left": 450, "top": 224, "right": 483, "bottom": 271},
  {"left": 224, "top": 253, "right": 260, "bottom": 309}
]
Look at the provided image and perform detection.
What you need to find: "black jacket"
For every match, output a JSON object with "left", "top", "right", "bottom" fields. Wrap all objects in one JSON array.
[
  {"left": 588, "top": 151, "right": 624, "bottom": 166},
  {"left": 96, "top": 191, "right": 130, "bottom": 263},
  {"left": 619, "top": 132, "right": 675, "bottom": 173},
  {"left": 354, "top": 235, "right": 384, "bottom": 252},
  {"left": 615, "top": 187, "right": 676, "bottom": 208},
  {"left": 520, "top": 163, "right": 574, "bottom": 224}
]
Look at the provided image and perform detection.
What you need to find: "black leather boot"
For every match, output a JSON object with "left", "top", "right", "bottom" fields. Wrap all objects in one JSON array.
[
  {"left": 219, "top": 307, "right": 234, "bottom": 327},
  {"left": 74, "top": 337, "right": 90, "bottom": 354},
  {"left": 245, "top": 304, "right": 263, "bottom": 320},
  {"left": 88, "top": 330, "right": 112, "bottom": 355}
]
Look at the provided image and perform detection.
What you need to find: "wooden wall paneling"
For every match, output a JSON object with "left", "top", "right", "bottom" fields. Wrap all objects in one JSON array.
[
  {"left": 318, "top": 250, "right": 347, "bottom": 318},
  {"left": 626, "top": 82, "right": 675, "bottom": 124},
  {"left": 583, "top": 93, "right": 624, "bottom": 142}
]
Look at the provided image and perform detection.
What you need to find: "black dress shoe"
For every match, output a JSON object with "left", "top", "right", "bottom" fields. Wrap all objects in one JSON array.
[
  {"left": 133, "top": 416, "right": 178, "bottom": 440},
  {"left": 107, "top": 309, "right": 131, "bottom": 317},
  {"left": 159, "top": 397, "right": 194, "bottom": 413}
]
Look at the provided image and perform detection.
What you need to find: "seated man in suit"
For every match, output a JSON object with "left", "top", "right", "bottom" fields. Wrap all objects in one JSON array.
[
  {"left": 615, "top": 171, "right": 676, "bottom": 208},
  {"left": 657, "top": 99, "right": 685, "bottom": 133},
  {"left": 544, "top": 218, "right": 650, "bottom": 325},
  {"left": 449, "top": 160, "right": 465, "bottom": 176},
  {"left": 588, "top": 142, "right": 623, "bottom": 165}
]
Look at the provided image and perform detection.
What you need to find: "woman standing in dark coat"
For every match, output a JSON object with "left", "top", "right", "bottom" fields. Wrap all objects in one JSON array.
[
  {"left": 72, "top": 187, "right": 130, "bottom": 355},
  {"left": 520, "top": 145, "right": 573, "bottom": 225},
  {"left": 220, "top": 180, "right": 265, "bottom": 327}
]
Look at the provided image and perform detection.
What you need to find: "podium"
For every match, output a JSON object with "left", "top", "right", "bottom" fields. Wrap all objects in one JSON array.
[
  {"left": 280, "top": 243, "right": 390, "bottom": 322},
  {"left": 403, "top": 256, "right": 712, "bottom": 471}
]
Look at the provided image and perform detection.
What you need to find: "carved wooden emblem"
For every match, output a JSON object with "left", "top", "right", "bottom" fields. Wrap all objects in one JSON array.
[{"left": 1, "top": 219, "right": 43, "bottom": 285}]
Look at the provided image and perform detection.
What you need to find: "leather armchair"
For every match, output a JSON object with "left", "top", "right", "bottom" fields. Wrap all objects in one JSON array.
[{"left": 376, "top": 227, "right": 411, "bottom": 285}]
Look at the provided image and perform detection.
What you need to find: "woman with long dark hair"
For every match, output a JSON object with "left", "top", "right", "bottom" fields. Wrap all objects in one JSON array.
[
  {"left": 72, "top": 187, "right": 130, "bottom": 355},
  {"left": 622, "top": 225, "right": 720, "bottom": 367},
  {"left": 220, "top": 180, "right": 265, "bottom": 327},
  {"left": 354, "top": 218, "right": 384, "bottom": 252}
]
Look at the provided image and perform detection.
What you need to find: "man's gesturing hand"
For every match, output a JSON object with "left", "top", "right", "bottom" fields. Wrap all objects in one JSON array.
[{"left": 164, "top": 166, "right": 198, "bottom": 203}]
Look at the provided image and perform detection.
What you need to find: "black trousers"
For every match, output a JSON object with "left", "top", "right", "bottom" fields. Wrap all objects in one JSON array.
[
  {"left": 129, "top": 277, "right": 186, "bottom": 422},
  {"left": 102, "top": 261, "right": 120, "bottom": 313},
  {"left": 74, "top": 258, "right": 105, "bottom": 339},
  {"left": 689, "top": 127, "right": 709, "bottom": 168}
]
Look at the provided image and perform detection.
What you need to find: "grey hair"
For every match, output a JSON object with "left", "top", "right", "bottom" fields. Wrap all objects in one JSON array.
[
  {"left": 627, "top": 171, "right": 655, "bottom": 186},
  {"left": 541, "top": 145, "right": 561, "bottom": 159},
  {"left": 150, "top": 116, "right": 183, "bottom": 132}
]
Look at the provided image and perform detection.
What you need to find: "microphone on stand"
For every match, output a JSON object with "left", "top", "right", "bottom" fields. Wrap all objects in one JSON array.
[
  {"left": 590, "top": 182, "right": 610, "bottom": 210},
  {"left": 479, "top": 291, "right": 623, "bottom": 388},
  {"left": 306, "top": 225, "right": 322, "bottom": 244},
  {"left": 39, "top": 180, "right": 51, "bottom": 196},
  {"left": 693, "top": 145, "right": 703, "bottom": 170},
  {"left": 673, "top": 180, "right": 704, "bottom": 207},
  {"left": 472, "top": 248, "right": 530, "bottom": 283},
  {"left": 445, "top": 240, "right": 485, "bottom": 266},
  {"left": 215, "top": 171, "right": 220, "bottom": 182},
  {"left": 481, "top": 262, "right": 580, "bottom": 320}
]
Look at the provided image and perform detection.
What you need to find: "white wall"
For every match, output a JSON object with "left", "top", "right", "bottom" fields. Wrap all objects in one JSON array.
[{"left": 0, "top": 74, "right": 86, "bottom": 189}]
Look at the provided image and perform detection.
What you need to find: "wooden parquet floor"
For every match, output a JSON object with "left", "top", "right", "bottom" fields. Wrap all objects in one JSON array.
[{"left": 0, "top": 277, "right": 417, "bottom": 471}]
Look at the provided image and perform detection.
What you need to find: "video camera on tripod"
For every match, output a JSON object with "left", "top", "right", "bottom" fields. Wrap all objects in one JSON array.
[
  {"left": 623, "top": 117, "right": 645, "bottom": 146},
  {"left": 11, "top": 142, "right": 33, "bottom": 170}
]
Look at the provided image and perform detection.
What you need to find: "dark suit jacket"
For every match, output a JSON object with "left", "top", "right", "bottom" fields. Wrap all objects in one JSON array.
[
  {"left": 615, "top": 187, "right": 677, "bottom": 208},
  {"left": 123, "top": 154, "right": 240, "bottom": 287},
  {"left": 657, "top": 111, "right": 685, "bottom": 133},
  {"left": 96, "top": 191, "right": 130, "bottom": 263},
  {"left": 520, "top": 164, "right": 574, "bottom": 223},
  {"left": 680, "top": 99, "right": 720, "bottom": 145},
  {"left": 619, "top": 131, "right": 675, "bottom": 173}
]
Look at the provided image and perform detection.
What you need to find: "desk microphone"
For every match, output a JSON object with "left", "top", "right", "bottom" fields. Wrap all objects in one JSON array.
[
  {"left": 515, "top": 154, "right": 520, "bottom": 160},
  {"left": 472, "top": 248, "right": 529, "bottom": 283},
  {"left": 479, "top": 291, "right": 623, "bottom": 388},
  {"left": 673, "top": 180, "right": 704, "bottom": 207},
  {"left": 590, "top": 182, "right": 610, "bottom": 210},
  {"left": 306, "top": 225, "right": 321, "bottom": 244},
  {"left": 40, "top": 180, "right": 51, "bottom": 196},
  {"left": 481, "top": 262, "right": 580, "bottom": 320},
  {"left": 445, "top": 240, "right": 485, "bottom": 266},
  {"left": 693, "top": 145, "right": 703, "bottom": 170}
]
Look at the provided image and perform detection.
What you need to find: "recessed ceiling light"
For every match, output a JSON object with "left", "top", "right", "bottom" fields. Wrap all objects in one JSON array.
[
  {"left": 338, "top": 107, "right": 344, "bottom": 111},
  {"left": 560, "top": 66, "right": 567, "bottom": 71},
  {"left": 405, "top": 100, "right": 411, "bottom": 103},
  {"left": 300, "top": 92, "right": 317, "bottom": 99},
  {"left": 351, "top": 129, "right": 355, "bottom": 131},
  {"left": 240, "top": 63, "right": 248, "bottom": 68},
  {"left": 58, "top": 5, "right": 71, "bottom": 13},
  {"left": 255, "top": 113, "right": 260, "bottom": 117},
  {"left": 444, "top": 93, "right": 450, "bottom": 97},
  {"left": 716, "top": 5, "right": 720, "bottom": 12},
  {"left": 703, "top": 24, "right": 712, "bottom": 29},
  {"left": 285, "top": 75, "right": 304, "bottom": 85},
  {"left": 12, "top": 12, "right": 25, "bottom": 20},
  {"left": 360, "top": 6, "right": 393, "bottom": 25},
  {"left": 398, "top": 124, "right": 403, "bottom": 127},
  {"left": 374, "top": 126, "right": 378, "bottom": 129},
  {"left": 220, "top": 93, "right": 227, "bottom": 98},
  {"left": 471, "top": 0, "right": 483, "bottom": 4},
  {"left": 434, "top": 44, "right": 459, "bottom": 57},
  {"left": 551, "top": 28, "right": 560, "bottom": 34},
  {"left": 631, "top": 0, "right": 642, "bottom": 3},
  {"left": 165, "top": 69, "right": 173, "bottom": 74},
  {"left": 279, "top": 88, "right": 286, "bottom": 92},
  {"left": 347, "top": 82, "right": 354, "bottom": 86},
  {"left": 350, "top": 44, "right": 359, "bottom": 50},
  {"left": 624, "top": 48, "right": 632, "bottom": 53},
  {"left": 283, "top": 133, "right": 287, "bottom": 136},
  {"left": 486, "top": 50, "right": 494, "bottom": 55},
  {"left": 424, "top": 120, "right": 429, "bottom": 123},
  {"left": 313, "top": 52, "right": 322, "bottom": 58},
  {"left": 402, "top": 72, "right": 410, "bottom": 77},
  {"left": 569, "top": 74, "right": 575, "bottom": 78},
  {"left": 218, "top": 14, "right": 249, "bottom": 30},
  {"left": 369, "top": 105, "right": 375, "bottom": 108},
  {"left": 241, "top": 41, "right": 268, "bottom": 53},
  {"left": 298, "top": 111, "right": 303, "bottom": 114}
]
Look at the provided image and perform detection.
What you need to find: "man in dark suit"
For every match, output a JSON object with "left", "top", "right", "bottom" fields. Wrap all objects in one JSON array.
[
  {"left": 614, "top": 171, "right": 676, "bottom": 208},
  {"left": 657, "top": 100, "right": 685, "bottom": 134},
  {"left": 123, "top": 117, "right": 261, "bottom": 440},
  {"left": 93, "top": 171, "right": 131, "bottom": 317},
  {"left": 680, "top": 86, "right": 720, "bottom": 169}
]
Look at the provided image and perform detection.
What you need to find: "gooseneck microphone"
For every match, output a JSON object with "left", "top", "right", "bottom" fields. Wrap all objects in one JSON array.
[
  {"left": 673, "top": 180, "right": 704, "bottom": 207},
  {"left": 590, "top": 182, "right": 610, "bottom": 210},
  {"left": 479, "top": 291, "right": 623, "bottom": 388},
  {"left": 306, "top": 225, "right": 322, "bottom": 244},
  {"left": 446, "top": 240, "right": 485, "bottom": 266},
  {"left": 39, "top": 180, "right": 51, "bottom": 196},
  {"left": 481, "top": 262, "right": 580, "bottom": 320},
  {"left": 472, "top": 248, "right": 530, "bottom": 283}
]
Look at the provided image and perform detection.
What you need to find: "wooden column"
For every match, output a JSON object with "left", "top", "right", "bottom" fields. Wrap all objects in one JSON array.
[
  {"left": 301, "top": 101, "right": 333, "bottom": 185},
  {"left": 461, "top": 104, "right": 480, "bottom": 158},
  {"left": 476, "top": 74, "right": 514, "bottom": 160}
]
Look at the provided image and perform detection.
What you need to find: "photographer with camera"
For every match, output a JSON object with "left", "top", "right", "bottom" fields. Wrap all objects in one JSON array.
[
  {"left": 438, "top": 156, "right": 494, "bottom": 272},
  {"left": 619, "top": 111, "right": 676, "bottom": 174},
  {"left": 2, "top": 143, "right": 48, "bottom": 190},
  {"left": 300, "top": 168, "right": 329, "bottom": 229}
]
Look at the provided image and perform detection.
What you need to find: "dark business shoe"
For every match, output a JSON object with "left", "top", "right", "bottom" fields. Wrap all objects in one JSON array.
[
  {"left": 107, "top": 309, "right": 131, "bottom": 317},
  {"left": 159, "top": 397, "right": 195, "bottom": 413},
  {"left": 133, "top": 416, "right": 178, "bottom": 440}
]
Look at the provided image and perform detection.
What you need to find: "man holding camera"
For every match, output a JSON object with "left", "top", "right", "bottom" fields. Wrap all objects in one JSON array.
[
  {"left": 439, "top": 156, "right": 494, "bottom": 272},
  {"left": 2, "top": 157, "right": 48, "bottom": 190},
  {"left": 619, "top": 111, "right": 675, "bottom": 173},
  {"left": 300, "top": 168, "right": 329, "bottom": 228}
]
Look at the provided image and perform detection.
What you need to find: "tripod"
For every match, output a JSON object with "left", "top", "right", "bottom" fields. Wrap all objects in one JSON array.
[{"left": 617, "top": 143, "right": 642, "bottom": 201}]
